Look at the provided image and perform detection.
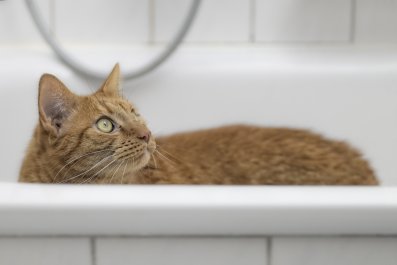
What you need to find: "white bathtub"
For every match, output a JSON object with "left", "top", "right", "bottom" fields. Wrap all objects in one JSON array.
[{"left": 0, "top": 45, "right": 396, "bottom": 265}]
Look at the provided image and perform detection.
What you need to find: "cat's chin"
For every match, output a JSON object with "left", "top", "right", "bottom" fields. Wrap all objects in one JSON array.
[
  {"left": 147, "top": 141, "right": 156, "bottom": 153},
  {"left": 141, "top": 150, "right": 152, "bottom": 166}
]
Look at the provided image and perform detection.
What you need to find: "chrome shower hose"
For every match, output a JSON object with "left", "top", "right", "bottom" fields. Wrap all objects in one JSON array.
[{"left": 25, "top": 0, "right": 201, "bottom": 81}]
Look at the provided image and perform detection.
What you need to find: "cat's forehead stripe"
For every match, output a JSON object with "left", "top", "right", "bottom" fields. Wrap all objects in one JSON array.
[
  {"left": 97, "top": 100, "right": 114, "bottom": 114},
  {"left": 96, "top": 100, "right": 132, "bottom": 124},
  {"left": 103, "top": 100, "right": 131, "bottom": 112}
]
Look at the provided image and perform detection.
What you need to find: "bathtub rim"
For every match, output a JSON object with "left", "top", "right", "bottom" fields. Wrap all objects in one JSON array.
[{"left": 0, "top": 183, "right": 396, "bottom": 236}]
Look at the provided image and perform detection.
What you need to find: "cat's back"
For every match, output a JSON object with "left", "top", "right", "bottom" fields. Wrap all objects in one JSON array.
[{"left": 154, "top": 125, "right": 378, "bottom": 185}]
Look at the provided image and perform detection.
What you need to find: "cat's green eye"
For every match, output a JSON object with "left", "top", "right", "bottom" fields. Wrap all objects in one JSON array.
[{"left": 96, "top": 118, "right": 114, "bottom": 133}]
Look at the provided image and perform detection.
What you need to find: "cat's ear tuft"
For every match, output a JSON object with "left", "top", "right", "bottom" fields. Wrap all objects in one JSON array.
[
  {"left": 38, "top": 74, "right": 77, "bottom": 136},
  {"left": 97, "top": 63, "right": 121, "bottom": 97}
]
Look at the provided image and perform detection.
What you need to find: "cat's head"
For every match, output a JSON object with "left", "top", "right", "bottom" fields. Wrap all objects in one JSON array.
[{"left": 38, "top": 64, "right": 156, "bottom": 183}]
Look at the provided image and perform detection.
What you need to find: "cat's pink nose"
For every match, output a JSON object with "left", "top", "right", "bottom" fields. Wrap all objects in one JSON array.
[{"left": 137, "top": 130, "right": 151, "bottom": 143}]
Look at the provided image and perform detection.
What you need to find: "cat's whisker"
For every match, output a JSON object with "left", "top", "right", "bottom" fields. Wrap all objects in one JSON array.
[
  {"left": 53, "top": 149, "right": 113, "bottom": 183},
  {"left": 58, "top": 158, "right": 83, "bottom": 182},
  {"left": 81, "top": 158, "right": 118, "bottom": 184},
  {"left": 156, "top": 145, "right": 183, "bottom": 163},
  {"left": 154, "top": 150, "right": 171, "bottom": 165},
  {"left": 155, "top": 149, "right": 177, "bottom": 166},
  {"left": 99, "top": 161, "right": 119, "bottom": 184},
  {"left": 151, "top": 153, "right": 158, "bottom": 169},
  {"left": 121, "top": 160, "right": 129, "bottom": 184},
  {"left": 59, "top": 155, "right": 113, "bottom": 184},
  {"left": 60, "top": 151, "right": 111, "bottom": 182},
  {"left": 108, "top": 161, "right": 124, "bottom": 184}
]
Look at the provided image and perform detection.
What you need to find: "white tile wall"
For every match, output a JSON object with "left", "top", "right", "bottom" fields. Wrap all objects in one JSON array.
[
  {"left": 0, "top": 0, "right": 50, "bottom": 44},
  {"left": 154, "top": 0, "right": 250, "bottom": 43},
  {"left": 0, "top": 237, "right": 91, "bottom": 265},
  {"left": 272, "top": 237, "right": 397, "bottom": 265},
  {"left": 255, "top": 0, "right": 351, "bottom": 42},
  {"left": 355, "top": 0, "right": 397, "bottom": 42},
  {"left": 54, "top": 0, "right": 149, "bottom": 44},
  {"left": 96, "top": 237, "right": 268, "bottom": 265},
  {"left": 0, "top": 236, "right": 396, "bottom": 264},
  {"left": 3, "top": 0, "right": 397, "bottom": 45}
]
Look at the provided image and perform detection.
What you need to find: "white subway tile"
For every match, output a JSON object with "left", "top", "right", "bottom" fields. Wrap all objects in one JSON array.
[
  {"left": 54, "top": 0, "right": 149, "bottom": 44},
  {"left": 0, "top": 0, "right": 51, "bottom": 44},
  {"left": 0, "top": 238, "right": 91, "bottom": 265},
  {"left": 255, "top": 0, "right": 351, "bottom": 42},
  {"left": 355, "top": 0, "right": 397, "bottom": 42},
  {"left": 154, "top": 0, "right": 250, "bottom": 42},
  {"left": 272, "top": 237, "right": 397, "bottom": 265},
  {"left": 96, "top": 237, "right": 268, "bottom": 265}
]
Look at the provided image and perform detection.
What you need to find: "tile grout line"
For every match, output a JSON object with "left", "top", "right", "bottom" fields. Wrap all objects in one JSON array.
[
  {"left": 267, "top": 237, "right": 273, "bottom": 265},
  {"left": 90, "top": 237, "right": 97, "bottom": 265}
]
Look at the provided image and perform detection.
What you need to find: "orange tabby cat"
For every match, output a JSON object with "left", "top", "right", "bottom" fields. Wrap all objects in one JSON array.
[{"left": 19, "top": 64, "right": 378, "bottom": 185}]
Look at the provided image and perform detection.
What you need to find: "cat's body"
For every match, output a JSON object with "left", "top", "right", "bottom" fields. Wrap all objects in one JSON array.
[
  {"left": 19, "top": 65, "right": 378, "bottom": 185},
  {"left": 137, "top": 125, "right": 377, "bottom": 185}
]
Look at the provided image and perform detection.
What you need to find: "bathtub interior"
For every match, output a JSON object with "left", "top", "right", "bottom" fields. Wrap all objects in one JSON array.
[
  {"left": 1, "top": 45, "right": 397, "bottom": 185},
  {"left": 1, "top": 44, "right": 397, "bottom": 265}
]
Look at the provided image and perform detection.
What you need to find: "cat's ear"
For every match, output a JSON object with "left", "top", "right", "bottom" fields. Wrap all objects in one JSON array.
[
  {"left": 97, "top": 63, "right": 121, "bottom": 97},
  {"left": 38, "top": 74, "right": 77, "bottom": 136}
]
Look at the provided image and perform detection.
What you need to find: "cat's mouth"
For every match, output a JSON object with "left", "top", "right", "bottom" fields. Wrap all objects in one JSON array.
[
  {"left": 93, "top": 142, "right": 156, "bottom": 182},
  {"left": 124, "top": 149, "right": 152, "bottom": 171}
]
